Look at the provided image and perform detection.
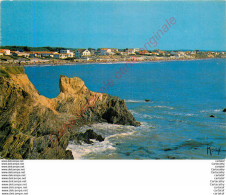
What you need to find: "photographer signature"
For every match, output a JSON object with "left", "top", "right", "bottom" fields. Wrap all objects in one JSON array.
[{"left": 206, "top": 145, "right": 226, "bottom": 156}]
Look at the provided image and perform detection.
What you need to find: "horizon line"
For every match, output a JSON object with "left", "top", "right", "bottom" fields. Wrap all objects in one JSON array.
[
  {"left": 1, "top": 0, "right": 224, "bottom": 2},
  {"left": 0, "top": 45, "right": 225, "bottom": 52}
]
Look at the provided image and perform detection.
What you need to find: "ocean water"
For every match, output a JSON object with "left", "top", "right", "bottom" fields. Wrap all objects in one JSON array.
[{"left": 25, "top": 59, "right": 226, "bottom": 159}]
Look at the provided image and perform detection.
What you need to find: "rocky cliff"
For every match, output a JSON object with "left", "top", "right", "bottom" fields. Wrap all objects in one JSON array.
[{"left": 0, "top": 66, "right": 140, "bottom": 159}]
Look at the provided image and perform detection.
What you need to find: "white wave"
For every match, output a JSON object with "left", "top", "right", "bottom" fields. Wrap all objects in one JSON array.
[
  {"left": 129, "top": 110, "right": 163, "bottom": 120},
  {"left": 142, "top": 114, "right": 153, "bottom": 119},
  {"left": 66, "top": 120, "right": 157, "bottom": 159},
  {"left": 125, "top": 99, "right": 146, "bottom": 103},
  {"left": 67, "top": 122, "right": 138, "bottom": 159},
  {"left": 90, "top": 123, "right": 139, "bottom": 140},
  {"left": 200, "top": 109, "right": 222, "bottom": 113},
  {"left": 166, "top": 112, "right": 196, "bottom": 117},
  {"left": 153, "top": 105, "right": 174, "bottom": 109},
  {"left": 85, "top": 123, "right": 136, "bottom": 137},
  {"left": 67, "top": 139, "right": 116, "bottom": 159},
  {"left": 106, "top": 131, "right": 136, "bottom": 139},
  {"left": 200, "top": 110, "right": 208, "bottom": 113},
  {"left": 129, "top": 110, "right": 148, "bottom": 119},
  {"left": 185, "top": 113, "right": 195, "bottom": 116},
  {"left": 139, "top": 121, "right": 149, "bottom": 126},
  {"left": 91, "top": 123, "right": 135, "bottom": 130},
  {"left": 129, "top": 109, "right": 137, "bottom": 114}
]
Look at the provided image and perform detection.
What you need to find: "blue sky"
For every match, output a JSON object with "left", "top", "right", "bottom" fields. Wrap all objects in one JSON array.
[{"left": 1, "top": 1, "right": 225, "bottom": 50}]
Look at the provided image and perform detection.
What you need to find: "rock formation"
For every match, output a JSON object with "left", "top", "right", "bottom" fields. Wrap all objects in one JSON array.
[
  {"left": 76, "top": 129, "right": 105, "bottom": 144},
  {"left": 0, "top": 66, "right": 140, "bottom": 159}
]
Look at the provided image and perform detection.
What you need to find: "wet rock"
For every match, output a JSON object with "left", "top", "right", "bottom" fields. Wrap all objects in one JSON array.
[
  {"left": 164, "top": 148, "right": 172, "bottom": 151},
  {"left": 210, "top": 115, "right": 215, "bottom": 118},
  {"left": 167, "top": 156, "right": 176, "bottom": 159},
  {"left": 223, "top": 108, "right": 226, "bottom": 112},
  {"left": 100, "top": 98, "right": 141, "bottom": 126},
  {"left": 77, "top": 129, "right": 104, "bottom": 144},
  {"left": 145, "top": 99, "right": 150, "bottom": 102}
]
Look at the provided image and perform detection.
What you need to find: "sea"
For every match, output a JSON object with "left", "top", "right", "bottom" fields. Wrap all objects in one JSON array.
[{"left": 25, "top": 58, "right": 226, "bottom": 159}]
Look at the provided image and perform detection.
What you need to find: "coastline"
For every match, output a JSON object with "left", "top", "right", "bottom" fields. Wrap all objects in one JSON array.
[{"left": 1, "top": 57, "right": 224, "bottom": 67}]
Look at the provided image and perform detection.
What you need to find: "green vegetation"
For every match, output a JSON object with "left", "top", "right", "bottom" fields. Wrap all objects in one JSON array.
[
  {"left": 5, "top": 66, "right": 25, "bottom": 74},
  {"left": 0, "top": 66, "right": 24, "bottom": 78},
  {"left": 0, "top": 55, "right": 29, "bottom": 61},
  {"left": 64, "top": 57, "right": 75, "bottom": 61},
  {"left": 0, "top": 56, "right": 13, "bottom": 61},
  {"left": 195, "top": 53, "right": 208, "bottom": 59},
  {"left": 0, "top": 69, "right": 10, "bottom": 78},
  {"left": 0, "top": 46, "right": 69, "bottom": 52}
]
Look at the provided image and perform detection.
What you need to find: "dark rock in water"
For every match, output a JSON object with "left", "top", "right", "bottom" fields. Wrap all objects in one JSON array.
[
  {"left": 77, "top": 129, "right": 104, "bottom": 144},
  {"left": 180, "top": 140, "right": 211, "bottom": 148},
  {"left": 210, "top": 115, "right": 215, "bottom": 118},
  {"left": 223, "top": 108, "right": 226, "bottom": 112},
  {"left": 100, "top": 98, "right": 141, "bottom": 126},
  {"left": 167, "top": 156, "right": 176, "bottom": 159},
  {"left": 145, "top": 99, "right": 150, "bottom": 102},
  {"left": 164, "top": 148, "right": 172, "bottom": 151},
  {"left": 96, "top": 135, "right": 104, "bottom": 142}
]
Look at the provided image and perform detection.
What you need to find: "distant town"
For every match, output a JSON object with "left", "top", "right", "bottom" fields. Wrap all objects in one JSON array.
[{"left": 0, "top": 46, "right": 225, "bottom": 66}]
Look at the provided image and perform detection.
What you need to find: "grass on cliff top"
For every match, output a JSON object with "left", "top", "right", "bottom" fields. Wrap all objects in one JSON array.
[{"left": 0, "top": 66, "right": 25, "bottom": 78}]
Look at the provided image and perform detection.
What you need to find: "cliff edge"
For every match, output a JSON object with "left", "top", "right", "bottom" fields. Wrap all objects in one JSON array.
[{"left": 0, "top": 66, "right": 140, "bottom": 159}]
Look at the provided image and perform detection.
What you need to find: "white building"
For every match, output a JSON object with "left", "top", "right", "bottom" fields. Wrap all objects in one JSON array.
[
  {"left": 111, "top": 48, "right": 118, "bottom": 53},
  {"left": 11, "top": 51, "right": 30, "bottom": 58},
  {"left": 41, "top": 52, "right": 58, "bottom": 58},
  {"left": 60, "top": 50, "right": 74, "bottom": 57},
  {"left": 177, "top": 52, "right": 185, "bottom": 57},
  {"left": 54, "top": 53, "right": 73, "bottom": 59},
  {"left": 82, "top": 49, "right": 91, "bottom": 56},
  {"left": 100, "top": 48, "right": 112, "bottom": 55},
  {"left": 0, "top": 49, "right": 11, "bottom": 55},
  {"left": 126, "top": 49, "right": 135, "bottom": 55},
  {"left": 133, "top": 48, "right": 140, "bottom": 53},
  {"left": 75, "top": 49, "right": 91, "bottom": 58},
  {"left": 60, "top": 50, "right": 70, "bottom": 54},
  {"left": 125, "top": 48, "right": 140, "bottom": 55}
]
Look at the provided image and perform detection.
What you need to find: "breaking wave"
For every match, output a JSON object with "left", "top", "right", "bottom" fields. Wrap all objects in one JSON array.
[
  {"left": 67, "top": 123, "right": 138, "bottom": 159},
  {"left": 153, "top": 105, "right": 174, "bottom": 109},
  {"left": 125, "top": 99, "right": 147, "bottom": 103},
  {"left": 67, "top": 139, "right": 116, "bottom": 159}
]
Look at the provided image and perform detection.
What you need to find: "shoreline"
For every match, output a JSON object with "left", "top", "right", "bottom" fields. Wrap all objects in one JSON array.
[{"left": 1, "top": 57, "right": 225, "bottom": 67}]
